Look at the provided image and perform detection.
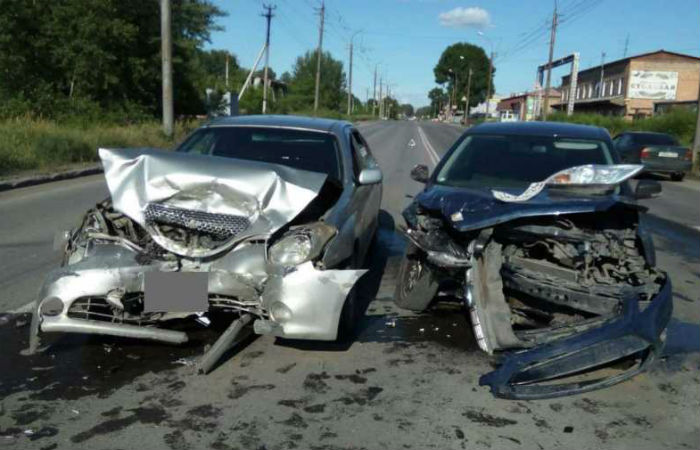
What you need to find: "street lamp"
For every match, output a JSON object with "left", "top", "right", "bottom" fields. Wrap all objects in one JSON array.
[{"left": 477, "top": 31, "right": 495, "bottom": 120}]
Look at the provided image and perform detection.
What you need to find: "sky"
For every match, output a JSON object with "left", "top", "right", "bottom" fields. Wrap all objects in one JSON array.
[{"left": 207, "top": 0, "right": 700, "bottom": 107}]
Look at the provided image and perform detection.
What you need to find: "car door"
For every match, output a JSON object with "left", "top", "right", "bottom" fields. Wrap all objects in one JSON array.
[
  {"left": 348, "top": 128, "right": 382, "bottom": 261},
  {"left": 614, "top": 134, "right": 637, "bottom": 163}
]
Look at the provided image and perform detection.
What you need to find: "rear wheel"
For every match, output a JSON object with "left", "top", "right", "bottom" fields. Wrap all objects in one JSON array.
[
  {"left": 394, "top": 242, "right": 440, "bottom": 312},
  {"left": 670, "top": 172, "right": 685, "bottom": 181}
]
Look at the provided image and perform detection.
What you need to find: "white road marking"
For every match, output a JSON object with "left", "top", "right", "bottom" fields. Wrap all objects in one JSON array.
[
  {"left": 417, "top": 126, "right": 440, "bottom": 166},
  {"left": 408, "top": 138, "right": 416, "bottom": 148}
]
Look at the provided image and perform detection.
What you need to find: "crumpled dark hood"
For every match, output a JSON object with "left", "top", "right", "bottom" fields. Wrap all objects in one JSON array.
[{"left": 414, "top": 184, "right": 639, "bottom": 232}]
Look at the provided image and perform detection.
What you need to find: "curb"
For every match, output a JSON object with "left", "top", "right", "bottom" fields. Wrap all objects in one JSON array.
[{"left": 0, "top": 165, "right": 103, "bottom": 193}]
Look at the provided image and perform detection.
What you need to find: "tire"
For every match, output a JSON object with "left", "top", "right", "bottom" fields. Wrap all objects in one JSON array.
[
  {"left": 337, "top": 284, "right": 359, "bottom": 343},
  {"left": 337, "top": 246, "right": 362, "bottom": 342},
  {"left": 393, "top": 242, "right": 440, "bottom": 312},
  {"left": 670, "top": 172, "right": 685, "bottom": 182}
]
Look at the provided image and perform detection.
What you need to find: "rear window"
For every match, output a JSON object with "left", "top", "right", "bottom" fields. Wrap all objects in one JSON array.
[
  {"left": 177, "top": 126, "right": 342, "bottom": 181},
  {"left": 435, "top": 134, "right": 613, "bottom": 189},
  {"left": 632, "top": 133, "right": 678, "bottom": 146}
]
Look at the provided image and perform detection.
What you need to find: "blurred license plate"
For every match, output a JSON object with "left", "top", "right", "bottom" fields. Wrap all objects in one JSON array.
[
  {"left": 144, "top": 272, "right": 208, "bottom": 312},
  {"left": 659, "top": 151, "right": 677, "bottom": 158}
]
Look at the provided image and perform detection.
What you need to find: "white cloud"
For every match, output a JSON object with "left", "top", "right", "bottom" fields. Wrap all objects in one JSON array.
[{"left": 438, "top": 7, "right": 491, "bottom": 29}]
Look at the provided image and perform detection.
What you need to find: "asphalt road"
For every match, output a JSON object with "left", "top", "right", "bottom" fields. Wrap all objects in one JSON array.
[{"left": 0, "top": 120, "right": 698, "bottom": 450}]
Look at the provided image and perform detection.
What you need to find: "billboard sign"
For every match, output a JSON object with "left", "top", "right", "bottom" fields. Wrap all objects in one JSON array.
[{"left": 628, "top": 71, "right": 678, "bottom": 100}]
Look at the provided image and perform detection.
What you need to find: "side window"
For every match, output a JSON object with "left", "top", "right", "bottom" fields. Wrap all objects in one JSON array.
[
  {"left": 348, "top": 131, "right": 363, "bottom": 179},
  {"left": 351, "top": 130, "right": 377, "bottom": 170},
  {"left": 615, "top": 134, "right": 629, "bottom": 149}
]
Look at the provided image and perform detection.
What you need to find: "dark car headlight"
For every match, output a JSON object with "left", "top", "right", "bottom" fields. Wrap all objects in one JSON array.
[{"left": 268, "top": 222, "right": 337, "bottom": 266}]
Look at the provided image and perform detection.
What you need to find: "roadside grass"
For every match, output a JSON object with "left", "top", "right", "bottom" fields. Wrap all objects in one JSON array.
[
  {"left": 0, "top": 111, "right": 378, "bottom": 178},
  {"left": 547, "top": 108, "right": 697, "bottom": 146},
  {"left": 0, "top": 118, "right": 198, "bottom": 177}
]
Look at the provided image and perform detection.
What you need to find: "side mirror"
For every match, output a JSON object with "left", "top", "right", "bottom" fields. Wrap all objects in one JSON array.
[
  {"left": 635, "top": 179, "right": 662, "bottom": 199},
  {"left": 410, "top": 164, "right": 429, "bottom": 183},
  {"left": 358, "top": 167, "right": 383, "bottom": 185}
]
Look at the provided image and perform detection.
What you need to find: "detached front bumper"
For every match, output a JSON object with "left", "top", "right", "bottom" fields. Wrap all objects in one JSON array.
[
  {"left": 28, "top": 244, "right": 365, "bottom": 353},
  {"left": 479, "top": 278, "right": 673, "bottom": 399}
]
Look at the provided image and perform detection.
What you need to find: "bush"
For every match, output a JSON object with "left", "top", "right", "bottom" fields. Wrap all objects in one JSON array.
[
  {"left": 548, "top": 109, "right": 697, "bottom": 145},
  {"left": 0, "top": 119, "right": 199, "bottom": 176},
  {"left": 33, "top": 134, "right": 94, "bottom": 164}
]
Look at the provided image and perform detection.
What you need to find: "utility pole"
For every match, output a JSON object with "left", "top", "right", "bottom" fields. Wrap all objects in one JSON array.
[
  {"left": 465, "top": 67, "right": 473, "bottom": 125},
  {"left": 160, "top": 0, "right": 173, "bottom": 137},
  {"left": 347, "top": 39, "right": 352, "bottom": 115},
  {"left": 378, "top": 76, "right": 383, "bottom": 118},
  {"left": 484, "top": 52, "right": 494, "bottom": 118},
  {"left": 693, "top": 75, "right": 700, "bottom": 173},
  {"left": 542, "top": 0, "right": 558, "bottom": 120},
  {"left": 225, "top": 53, "right": 229, "bottom": 89},
  {"left": 261, "top": 4, "right": 275, "bottom": 114},
  {"left": 313, "top": 1, "right": 325, "bottom": 113},
  {"left": 599, "top": 51, "right": 606, "bottom": 97},
  {"left": 347, "top": 38, "right": 353, "bottom": 115},
  {"left": 372, "top": 66, "right": 377, "bottom": 117},
  {"left": 623, "top": 33, "right": 630, "bottom": 57}
]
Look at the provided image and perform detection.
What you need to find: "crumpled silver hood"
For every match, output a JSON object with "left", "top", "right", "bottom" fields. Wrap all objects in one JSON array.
[{"left": 99, "top": 148, "right": 328, "bottom": 257}]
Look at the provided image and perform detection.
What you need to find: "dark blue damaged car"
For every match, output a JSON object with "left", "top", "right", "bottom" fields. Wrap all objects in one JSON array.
[{"left": 395, "top": 121, "right": 671, "bottom": 399}]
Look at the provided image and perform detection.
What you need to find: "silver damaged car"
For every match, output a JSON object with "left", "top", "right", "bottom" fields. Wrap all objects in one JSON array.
[{"left": 26, "top": 115, "right": 383, "bottom": 373}]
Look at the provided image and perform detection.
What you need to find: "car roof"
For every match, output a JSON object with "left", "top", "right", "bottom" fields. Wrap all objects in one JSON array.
[
  {"left": 206, "top": 114, "right": 351, "bottom": 133},
  {"left": 468, "top": 121, "right": 610, "bottom": 140},
  {"left": 621, "top": 131, "right": 673, "bottom": 137}
]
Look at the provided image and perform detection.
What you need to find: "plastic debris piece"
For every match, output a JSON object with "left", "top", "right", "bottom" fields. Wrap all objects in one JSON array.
[
  {"left": 195, "top": 313, "right": 211, "bottom": 327},
  {"left": 173, "top": 357, "right": 196, "bottom": 367}
]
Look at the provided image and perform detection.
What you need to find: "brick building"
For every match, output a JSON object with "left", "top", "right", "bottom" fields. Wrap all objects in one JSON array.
[
  {"left": 558, "top": 50, "right": 700, "bottom": 118},
  {"left": 496, "top": 89, "right": 560, "bottom": 121}
]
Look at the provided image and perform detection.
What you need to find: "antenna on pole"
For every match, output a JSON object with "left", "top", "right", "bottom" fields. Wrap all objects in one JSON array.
[{"left": 623, "top": 33, "right": 630, "bottom": 57}]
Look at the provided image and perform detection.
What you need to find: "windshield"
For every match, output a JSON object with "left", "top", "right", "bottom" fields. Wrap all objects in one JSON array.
[
  {"left": 435, "top": 134, "right": 613, "bottom": 189},
  {"left": 177, "top": 126, "right": 342, "bottom": 181},
  {"left": 633, "top": 133, "right": 679, "bottom": 146}
]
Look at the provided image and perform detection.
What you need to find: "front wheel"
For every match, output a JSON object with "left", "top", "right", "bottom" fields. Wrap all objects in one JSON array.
[
  {"left": 393, "top": 242, "right": 440, "bottom": 312},
  {"left": 670, "top": 172, "right": 685, "bottom": 181}
]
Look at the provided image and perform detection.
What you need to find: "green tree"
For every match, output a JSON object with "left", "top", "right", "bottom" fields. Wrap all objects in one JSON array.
[
  {"left": 0, "top": 0, "right": 225, "bottom": 120},
  {"left": 415, "top": 106, "right": 432, "bottom": 118},
  {"left": 428, "top": 87, "right": 448, "bottom": 115},
  {"left": 285, "top": 50, "right": 346, "bottom": 112},
  {"left": 400, "top": 104, "right": 415, "bottom": 117},
  {"left": 434, "top": 43, "right": 493, "bottom": 106}
]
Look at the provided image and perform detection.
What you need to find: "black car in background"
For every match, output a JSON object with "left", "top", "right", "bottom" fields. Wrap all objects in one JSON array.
[
  {"left": 395, "top": 122, "right": 670, "bottom": 399},
  {"left": 613, "top": 131, "right": 692, "bottom": 181}
]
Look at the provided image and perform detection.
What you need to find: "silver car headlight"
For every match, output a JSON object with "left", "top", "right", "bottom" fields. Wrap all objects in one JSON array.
[{"left": 268, "top": 222, "right": 337, "bottom": 266}]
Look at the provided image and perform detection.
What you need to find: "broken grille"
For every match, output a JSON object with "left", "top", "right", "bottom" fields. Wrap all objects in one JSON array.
[
  {"left": 144, "top": 203, "right": 250, "bottom": 239},
  {"left": 67, "top": 295, "right": 267, "bottom": 324}
]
